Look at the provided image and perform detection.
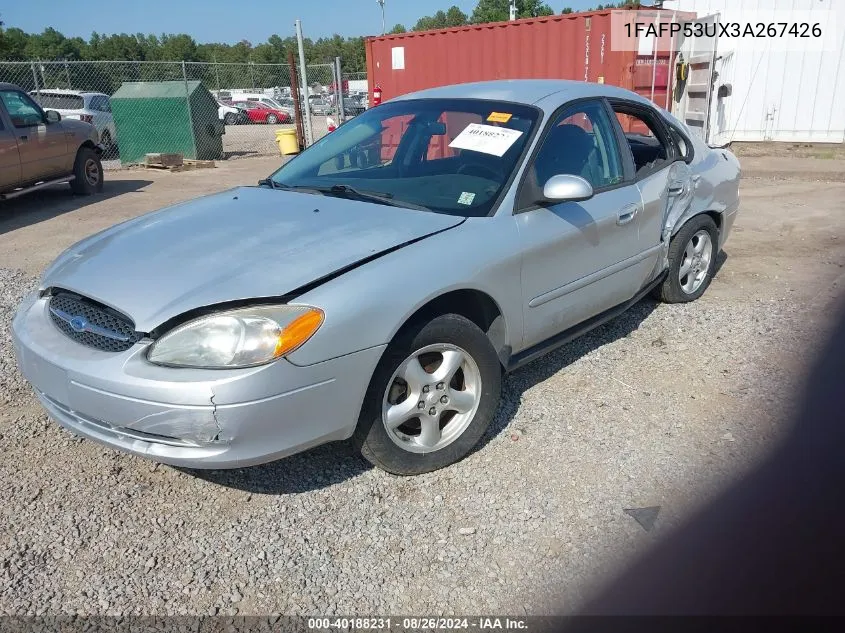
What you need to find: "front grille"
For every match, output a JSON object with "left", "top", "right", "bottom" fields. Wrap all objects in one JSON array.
[{"left": 48, "top": 292, "right": 141, "bottom": 352}]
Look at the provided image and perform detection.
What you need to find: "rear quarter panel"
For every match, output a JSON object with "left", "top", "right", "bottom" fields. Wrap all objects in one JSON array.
[
  {"left": 661, "top": 109, "right": 741, "bottom": 250},
  {"left": 684, "top": 139, "right": 741, "bottom": 250}
]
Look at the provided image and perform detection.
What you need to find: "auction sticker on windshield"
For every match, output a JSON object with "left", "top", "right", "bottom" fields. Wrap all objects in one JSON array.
[{"left": 449, "top": 123, "right": 524, "bottom": 157}]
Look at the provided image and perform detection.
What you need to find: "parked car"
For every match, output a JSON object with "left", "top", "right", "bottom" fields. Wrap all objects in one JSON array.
[
  {"left": 217, "top": 101, "right": 248, "bottom": 126},
  {"left": 342, "top": 96, "right": 366, "bottom": 117},
  {"left": 309, "top": 97, "right": 332, "bottom": 115},
  {"left": 236, "top": 94, "right": 295, "bottom": 116},
  {"left": 232, "top": 101, "right": 292, "bottom": 124},
  {"left": 12, "top": 80, "right": 739, "bottom": 475},
  {"left": 30, "top": 89, "right": 116, "bottom": 154},
  {"left": 1, "top": 82, "right": 104, "bottom": 200}
]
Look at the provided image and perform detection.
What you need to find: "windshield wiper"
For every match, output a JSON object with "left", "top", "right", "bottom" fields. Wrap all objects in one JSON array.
[
  {"left": 316, "top": 184, "right": 431, "bottom": 211},
  {"left": 257, "top": 180, "right": 326, "bottom": 196}
]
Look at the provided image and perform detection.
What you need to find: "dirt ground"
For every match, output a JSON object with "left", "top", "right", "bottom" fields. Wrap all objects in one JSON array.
[{"left": 1, "top": 153, "right": 844, "bottom": 615}]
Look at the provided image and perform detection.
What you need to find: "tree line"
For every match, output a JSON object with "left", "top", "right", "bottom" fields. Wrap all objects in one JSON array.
[
  {"left": 392, "top": 0, "right": 642, "bottom": 34},
  {"left": 0, "top": 0, "right": 643, "bottom": 73}
]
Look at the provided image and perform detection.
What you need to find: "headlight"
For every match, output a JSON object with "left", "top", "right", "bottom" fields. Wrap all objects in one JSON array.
[{"left": 147, "top": 305, "right": 324, "bottom": 369}]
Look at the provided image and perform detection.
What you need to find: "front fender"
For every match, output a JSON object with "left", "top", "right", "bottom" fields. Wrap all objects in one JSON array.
[{"left": 286, "top": 215, "right": 524, "bottom": 367}]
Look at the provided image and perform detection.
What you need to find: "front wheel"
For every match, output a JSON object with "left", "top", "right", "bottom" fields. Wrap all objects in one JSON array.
[
  {"left": 69, "top": 147, "right": 104, "bottom": 195},
  {"left": 223, "top": 112, "right": 237, "bottom": 126},
  {"left": 653, "top": 214, "right": 719, "bottom": 303},
  {"left": 266, "top": 114, "right": 278, "bottom": 124},
  {"left": 354, "top": 314, "right": 502, "bottom": 475}
]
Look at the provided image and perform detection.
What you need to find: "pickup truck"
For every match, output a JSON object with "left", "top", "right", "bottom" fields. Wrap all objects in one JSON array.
[{"left": 0, "top": 82, "right": 104, "bottom": 200}]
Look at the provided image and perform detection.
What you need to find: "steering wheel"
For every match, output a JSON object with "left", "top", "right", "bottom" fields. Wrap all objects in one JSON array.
[{"left": 456, "top": 161, "right": 502, "bottom": 181}]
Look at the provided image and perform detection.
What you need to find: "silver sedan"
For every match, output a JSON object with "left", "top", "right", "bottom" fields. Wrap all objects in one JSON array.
[{"left": 12, "top": 80, "right": 741, "bottom": 475}]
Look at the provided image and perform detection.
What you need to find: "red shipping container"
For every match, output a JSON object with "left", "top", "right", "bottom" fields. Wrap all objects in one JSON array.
[{"left": 365, "top": 9, "right": 691, "bottom": 110}]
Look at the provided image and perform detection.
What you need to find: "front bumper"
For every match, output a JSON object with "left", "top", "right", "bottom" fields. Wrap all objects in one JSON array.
[{"left": 11, "top": 292, "right": 385, "bottom": 469}]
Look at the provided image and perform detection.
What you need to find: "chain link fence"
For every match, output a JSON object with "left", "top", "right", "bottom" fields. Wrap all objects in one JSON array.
[{"left": 0, "top": 60, "right": 362, "bottom": 168}]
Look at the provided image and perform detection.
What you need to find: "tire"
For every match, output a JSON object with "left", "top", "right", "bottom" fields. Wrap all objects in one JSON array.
[
  {"left": 354, "top": 314, "right": 502, "bottom": 475},
  {"left": 100, "top": 131, "right": 118, "bottom": 159},
  {"left": 653, "top": 214, "right": 719, "bottom": 303},
  {"left": 69, "top": 147, "right": 104, "bottom": 195},
  {"left": 266, "top": 114, "right": 278, "bottom": 124},
  {"left": 223, "top": 112, "right": 237, "bottom": 126}
]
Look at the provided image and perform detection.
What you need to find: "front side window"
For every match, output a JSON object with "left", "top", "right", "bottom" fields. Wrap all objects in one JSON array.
[
  {"left": 269, "top": 98, "right": 539, "bottom": 217},
  {"left": 520, "top": 100, "right": 623, "bottom": 210},
  {"left": 1, "top": 90, "right": 45, "bottom": 128}
]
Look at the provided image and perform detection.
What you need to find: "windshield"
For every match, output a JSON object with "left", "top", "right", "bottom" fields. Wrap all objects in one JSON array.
[{"left": 268, "top": 98, "right": 539, "bottom": 217}]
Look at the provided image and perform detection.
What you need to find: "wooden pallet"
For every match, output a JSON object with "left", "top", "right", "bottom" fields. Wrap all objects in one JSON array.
[{"left": 144, "top": 153, "right": 216, "bottom": 172}]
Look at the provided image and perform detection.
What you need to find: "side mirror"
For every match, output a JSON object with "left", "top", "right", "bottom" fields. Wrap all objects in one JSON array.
[
  {"left": 542, "top": 174, "right": 594, "bottom": 203},
  {"left": 45, "top": 110, "right": 61, "bottom": 123}
]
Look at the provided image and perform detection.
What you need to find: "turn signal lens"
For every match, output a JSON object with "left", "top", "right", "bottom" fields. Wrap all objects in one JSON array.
[{"left": 274, "top": 308, "right": 325, "bottom": 358}]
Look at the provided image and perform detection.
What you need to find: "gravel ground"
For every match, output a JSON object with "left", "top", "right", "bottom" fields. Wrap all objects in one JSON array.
[{"left": 1, "top": 166, "right": 843, "bottom": 616}]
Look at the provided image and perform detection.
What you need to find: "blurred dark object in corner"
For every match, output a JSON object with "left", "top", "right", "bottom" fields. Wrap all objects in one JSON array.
[{"left": 571, "top": 296, "right": 845, "bottom": 618}]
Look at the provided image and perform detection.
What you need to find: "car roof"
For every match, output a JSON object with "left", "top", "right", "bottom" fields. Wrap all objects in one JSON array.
[{"left": 392, "top": 79, "right": 651, "bottom": 110}]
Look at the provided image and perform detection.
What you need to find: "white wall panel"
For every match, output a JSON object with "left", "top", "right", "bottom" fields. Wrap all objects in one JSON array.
[{"left": 664, "top": 0, "right": 845, "bottom": 142}]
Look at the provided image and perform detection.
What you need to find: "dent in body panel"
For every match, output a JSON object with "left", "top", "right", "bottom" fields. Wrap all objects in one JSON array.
[{"left": 660, "top": 148, "right": 741, "bottom": 266}]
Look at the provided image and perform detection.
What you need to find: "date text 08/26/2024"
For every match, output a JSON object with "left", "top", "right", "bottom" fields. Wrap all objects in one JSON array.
[{"left": 307, "top": 617, "right": 529, "bottom": 630}]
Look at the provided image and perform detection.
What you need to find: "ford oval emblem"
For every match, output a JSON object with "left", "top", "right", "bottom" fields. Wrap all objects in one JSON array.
[{"left": 69, "top": 316, "right": 88, "bottom": 332}]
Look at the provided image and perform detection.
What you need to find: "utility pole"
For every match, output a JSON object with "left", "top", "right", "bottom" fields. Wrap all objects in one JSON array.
[
  {"left": 377, "top": 0, "right": 385, "bottom": 35},
  {"left": 509, "top": 0, "right": 517, "bottom": 21},
  {"left": 295, "top": 19, "right": 314, "bottom": 146}
]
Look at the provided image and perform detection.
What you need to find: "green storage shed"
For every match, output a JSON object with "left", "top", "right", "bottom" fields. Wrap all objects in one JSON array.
[{"left": 110, "top": 80, "right": 224, "bottom": 165}]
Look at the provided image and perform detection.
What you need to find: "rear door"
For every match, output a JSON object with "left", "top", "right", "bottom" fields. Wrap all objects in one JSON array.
[
  {"left": 0, "top": 88, "right": 68, "bottom": 181},
  {"left": 608, "top": 99, "right": 692, "bottom": 256},
  {"left": 0, "top": 106, "right": 22, "bottom": 189},
  {"left": 515, "top": 98, "right": 650, "bottom": 350}
]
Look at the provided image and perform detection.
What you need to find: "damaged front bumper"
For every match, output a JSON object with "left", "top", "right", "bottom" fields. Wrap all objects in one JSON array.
[{"left": 11, "top": 292, "right": 385, "bottom": 469}]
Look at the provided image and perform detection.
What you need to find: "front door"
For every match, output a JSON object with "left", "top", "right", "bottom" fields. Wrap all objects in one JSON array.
[
  {"left": 515, "top": 99, "right": 651, "bottom": 351},
  {"left": 0, "top": 88, "right": 68, "bottom": 182}
]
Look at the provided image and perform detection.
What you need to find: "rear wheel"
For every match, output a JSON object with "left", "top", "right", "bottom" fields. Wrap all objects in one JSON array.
[
  {"left": 653, "top": 214, "right": 719, "bottom": 303},
  {"left": 223, "top": 112, "right": 237, "bottom": 126},
  {"left": 354, "top": 314, "right": 502, "bottom": 475},
  {"left": 100, "top": 130, "right": 115, "bottom": 157},
  {"left": 69, "top": 147, "right": 103, "bottom": 195},
  {"left": 266, "top": 113, "right": 278, "bottom": 124}
]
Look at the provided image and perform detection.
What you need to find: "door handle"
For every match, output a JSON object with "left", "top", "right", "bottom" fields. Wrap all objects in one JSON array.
[
  {"left": 19, "top": 135, "right": 28, "bottom": 143},
  {"left": 668, "top": 182, "right": 686, "bottom": 196},
  {"left": 616, "top": 204, "right": 639, "bottom": 226}
]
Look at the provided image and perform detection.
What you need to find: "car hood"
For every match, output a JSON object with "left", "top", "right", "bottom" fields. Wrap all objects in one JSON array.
[{"left": 42, "top": 186, "right": 464, "bottom": 332}]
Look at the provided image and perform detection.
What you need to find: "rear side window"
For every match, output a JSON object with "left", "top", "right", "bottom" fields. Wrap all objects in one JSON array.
[
  {"left": 666, "top": 122, "right": 693, "bottom": 162},
  {"left": 611, "top": 103, "right": 673, "bottom": 176},
  {"left": 31, "top": 92, "right": 84, "bottom": 110},
  {"left": 89, "top": 96, "right": 111, "bottom": 112}
]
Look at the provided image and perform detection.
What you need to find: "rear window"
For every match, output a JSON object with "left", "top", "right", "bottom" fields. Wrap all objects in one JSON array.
[{"left": 31, "top": 93, "right": 84, "bottom": 110}]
